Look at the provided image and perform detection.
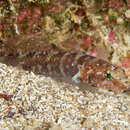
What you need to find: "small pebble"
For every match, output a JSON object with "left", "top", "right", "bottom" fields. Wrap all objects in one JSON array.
[{"left": 125, "top": 9, "right": 130, "bottom": 18}]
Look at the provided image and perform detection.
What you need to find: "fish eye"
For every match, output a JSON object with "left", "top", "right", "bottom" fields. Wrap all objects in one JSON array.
[{"left": 107, "top": 73, "right": 112, "bottom": 79}]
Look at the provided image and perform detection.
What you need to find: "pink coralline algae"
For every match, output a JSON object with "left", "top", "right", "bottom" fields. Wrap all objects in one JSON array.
[
  {"left": 84, "top": 36, "right": 92, "bottom": 47},
  {"left": 17, "top": 9, "right": 31, "bottom": 22},
  {"left": 17, "top": 7, "right": 42, "bottom": 33},
  {"left": 108, "top": 31, "right": 117, "bottom": 44},
  {"left": 33, "top": 7, "right": 42, "bottom": 18},
  {"left": 108, "top": 0, "right": 123, "bottom": 11}
]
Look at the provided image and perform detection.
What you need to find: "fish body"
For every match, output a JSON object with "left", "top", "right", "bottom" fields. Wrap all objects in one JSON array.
[
  {"left": 0, "top": 35, "right": 129, "bottom": 92},
  {"left": 0, "top": 50, "right": 128, "bottom": 92}
]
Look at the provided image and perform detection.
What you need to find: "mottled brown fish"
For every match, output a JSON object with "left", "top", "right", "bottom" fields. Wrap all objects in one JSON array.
[
  {"left": 0, "top": 34, "right": 129, "bottom": 93},
  {"left": 0, "top": 51, "right": 128, "bottom": 92}
]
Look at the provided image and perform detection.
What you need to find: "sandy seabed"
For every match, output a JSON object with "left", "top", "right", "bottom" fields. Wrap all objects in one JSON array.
[{"left": 0, "top": 63, "right": 129, "bottom": 130}]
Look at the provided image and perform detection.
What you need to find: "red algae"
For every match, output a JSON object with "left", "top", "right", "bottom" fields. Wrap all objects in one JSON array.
[{"left": 0, "top": 93, "right": 13, "bottom": 101}]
